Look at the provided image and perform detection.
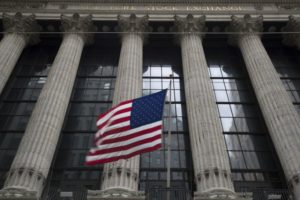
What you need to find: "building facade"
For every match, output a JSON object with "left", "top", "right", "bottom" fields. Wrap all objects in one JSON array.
[{"left": 0, "top": 0, "right": 299, "bottom": 200}]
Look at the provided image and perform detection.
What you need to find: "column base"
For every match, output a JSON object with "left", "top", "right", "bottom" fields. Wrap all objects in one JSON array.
[
  {"left": 0, "top": 188, "right": 38, "bottom": 200},
  {"left": 87, "top": 188, "right": 145, "bottom": 200},
  {"left": 194, "top": 189, "right": 252, "bottom": 200}
]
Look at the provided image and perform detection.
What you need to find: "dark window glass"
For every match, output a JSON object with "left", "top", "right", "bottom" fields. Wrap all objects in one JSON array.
[
  {"left": 140, "top": 44, "right": 194, "bottom": 193},
  {"left": 47, "top": 44, "right": 119, "bottom": 191},
  {"left": 0, "top": 43, "right": 58, "bottom": 188},
  {"left": 207, "top": 41, "right": 285, "bottom": 191}
]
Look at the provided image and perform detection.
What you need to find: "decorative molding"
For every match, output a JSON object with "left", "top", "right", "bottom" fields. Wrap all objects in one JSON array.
[
  {"left": 228, "top": 14, "right": 263, "bottom": 33},
  {"left": 117, "top": 14, "right": 150, "bottom": 42},
  {"left": 172, "top": 14, "right": 206, "bottom": 44},
  {"left": 117, "top": 14, "right": 149, "bottom": 33},
  {"left": 87, "top": 188, "right": 145, "bottom": 200},
  {"left": 2, "top": 12, "right": 41, "bottom": 45},
  {"left": 0, "top": 188, "right": 38, "bottom": 200},
  {"left": 194, "top": 189, "right": 249, "bottom": 200},
  {"left": 1, "top": 0, "right": 300, "bottom": 5},
  {"left": 1, "top": 4, "right": 300, "bottom": 18},
  {"left": 1, "top": 168, "right": 45, "bottom": 199},
  {"left": 173, "top": 14, "right": 206, "bottom": 33},
  {"left": 196, "top": 169, "right": 232, "bottom": 183},
  {"left": 282, "top": 15, "right": 300, "bottom": 47},
  {"left": 61, "top": 13, "right": 96, "bottom": 44},
  {"left": 227, "top": 14, "right": 263, "bottom": 46}
]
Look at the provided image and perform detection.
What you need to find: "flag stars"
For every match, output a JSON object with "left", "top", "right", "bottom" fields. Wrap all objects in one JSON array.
[{"left": 130, "top": 90, "right": 167, "bottom": 128}]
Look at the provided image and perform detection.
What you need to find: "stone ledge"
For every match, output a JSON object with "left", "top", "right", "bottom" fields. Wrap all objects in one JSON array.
[
  {"left": 87, "top": 188, "right": 145, "bottom": 200},
  {"left": 0, "top": 188, "right": 38, "bottom": 200},
  {"left": 194, "top": 189, "right": 252, "bottom": 200}
]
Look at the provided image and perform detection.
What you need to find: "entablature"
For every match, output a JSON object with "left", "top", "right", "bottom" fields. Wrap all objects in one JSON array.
[{"left": 0, "top": 1, "right": 300, "bottom": 21}]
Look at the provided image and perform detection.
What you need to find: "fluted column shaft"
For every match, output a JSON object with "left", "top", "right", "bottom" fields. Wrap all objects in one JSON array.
[
  {"left": 101, "top": 33, "right": 143, "bottom": 192},
  {"left": 112, "top": 33, "right": 143, "bottom": 104},
  {"left": 173, "top": 15, "right": 235, "bottom": 198},
  {"left": 99, "top": 15, "right": 148, "bottom": 197},
  {"left": 238, "top": 33, "right": 300, "bottom": 199},
  {"left": 0, "top": 34, "right": 27, "bottom": 94},
  {"left": 1, "top": 14, "right": 94, "bottom": 199},
  {"left": 3, "top": 33, "right": 84, "bottom": 197},
  {"left": 0, "top": 13, "right": 40, "bottom": 95},
  {"left": 181, "top": 34, "right": 234, "bottom": 194}
]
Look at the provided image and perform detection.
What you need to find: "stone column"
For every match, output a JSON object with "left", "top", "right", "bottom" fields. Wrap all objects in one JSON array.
[
  {"left": 173, "top": 15, "right": 235, "bottom": 200},
  {"left": 282, "top": 16, "right": 300, "bottom": 49},
  {"left": 0, "top": 12, "right": 40, "bottom": 95},
  {"left": 228, "top": 15, "right": 300, "bottom": 200},
  {"left": 87, "top": 14, "right": 148, "bottom": 200},
  {"left": 0, "top": 14, "right": 95, "bottom": 200}
]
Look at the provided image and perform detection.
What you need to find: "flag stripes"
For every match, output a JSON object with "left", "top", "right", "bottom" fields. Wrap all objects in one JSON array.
[
  {"left": 91, "top": 123, "right": 162, "bottom": 152},
  {"left": 85, "top": 140, "right": 162, "bottom": 165},
  {"left": 95, "top": 121, "right": 162, "bottom": 145},
  {"left": 85, "top": 90, "right": 167, "bottom": 165},
  {"left": 99, "top": 124, "right": 162, "bottom": 145},
  {"left": 89, "top": 129, "right": 162, "bottom": 155}
]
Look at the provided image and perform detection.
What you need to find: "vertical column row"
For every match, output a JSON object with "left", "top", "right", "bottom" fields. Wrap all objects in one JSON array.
[
  {"left": 227, "top": 15, "right": 300, "bottom": 200},
  {"left": 173, "top": 15, "right": 235, "bottom": 199},
  {"left": 1, "top": 12, "right": 300, "bottom": 200},
  {"left": 0, "top": 14, "right": 95, "bottom": 199}
]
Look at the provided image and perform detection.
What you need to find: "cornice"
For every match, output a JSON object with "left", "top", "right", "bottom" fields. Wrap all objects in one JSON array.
[
  {"left": 1, "top": 0, "right": 300, "bottom": 4},
  {"left": 0, "top": 3, "right": 300, "bottom": 21}
]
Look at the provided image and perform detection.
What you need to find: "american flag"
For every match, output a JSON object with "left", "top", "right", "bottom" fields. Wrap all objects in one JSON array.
[{"left": 85, "top": 89, "right": 167, "bottom": 165}]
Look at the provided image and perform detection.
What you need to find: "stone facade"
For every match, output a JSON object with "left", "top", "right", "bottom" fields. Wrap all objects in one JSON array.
[{"left": 0, "top": 1, "right": 299, "bottom": 200}]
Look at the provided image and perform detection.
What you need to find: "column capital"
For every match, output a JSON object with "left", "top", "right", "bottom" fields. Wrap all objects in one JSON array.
[
  {"left": 173, "top": 14, "right": 206, "bottom": 33},
  {"left": 117, "top": 14, "right": 149, "bottom": 33},
  {"left": 61, "top": 13, "right": 96, "bottom": 44},
  {"left": 2, "top": 12, "right": 41, "bottom": 45},
  {"left": 282, "top": 16, "right": 300, "bottom": 47},
  {"left": 227, "top": 14, "right": 263, "bottom": 46}
]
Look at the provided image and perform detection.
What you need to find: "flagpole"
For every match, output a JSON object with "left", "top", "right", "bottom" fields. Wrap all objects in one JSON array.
[{"left": 167, "top": 74, "right": 173, "bottom": 200}]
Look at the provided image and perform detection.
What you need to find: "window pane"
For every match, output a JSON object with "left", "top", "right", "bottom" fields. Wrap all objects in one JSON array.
[
  {"left": 224, "top": 135, "right": 241, "bottom": 150},
  {"left": 210, "top": 66, "right": 222, "bottom": 77},
  {"left": 213, "top": 81, "right": 226, "bottom": 90},
  {"left": 239, "top": 135, "right": 269, "bottom": 151},
  {"left": 151, "top": 66, "right": 161, "bottom": 76},
  {"left": 215, "top": 91, "right": 228, "bottom": 102},
  {"left": 218, "top": 104, "right": 232, "bottom": 117},
  {"left": 244, "top": 152, "right": 276, "bottom": 170},
  {"left": 151, "top": 79, "right": 162, "bottom": 89},
  {"left": 228, "top": 151, "right": 246, "bottom": 169},
  {"left": 221, "top": 118, "right": 236, "bottom": 132},
  {"left": 234, "top": 118, "right": 249, "bottom": 132}
]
